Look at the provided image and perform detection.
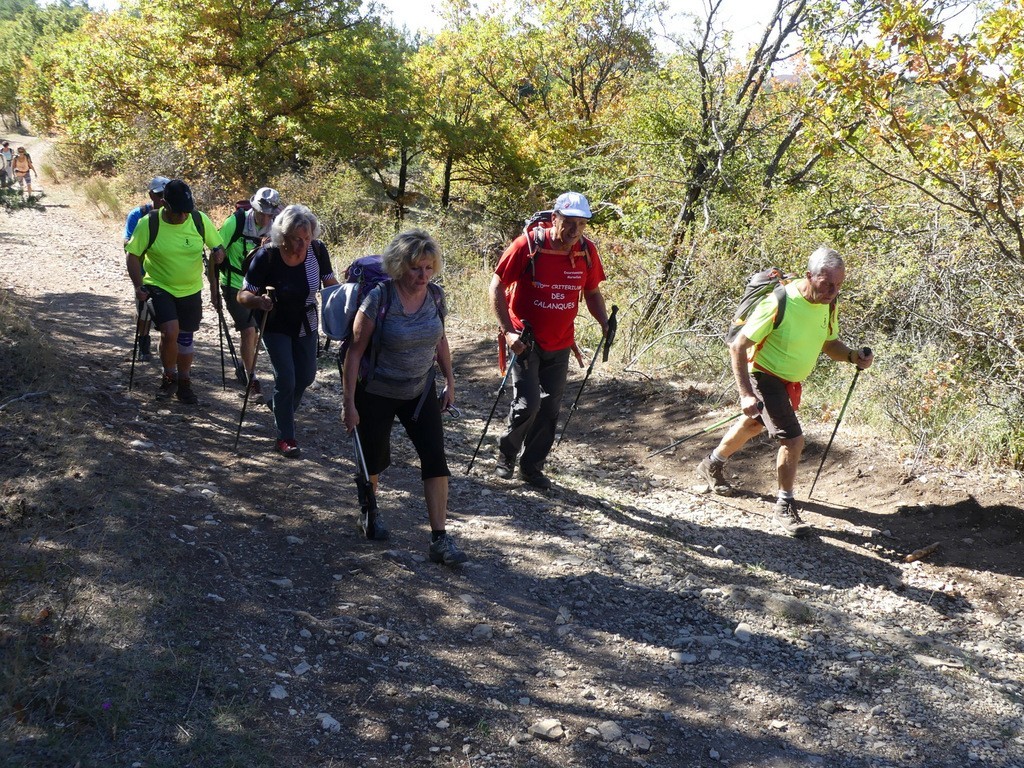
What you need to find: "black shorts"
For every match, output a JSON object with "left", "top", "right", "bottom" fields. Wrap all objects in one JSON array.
[
  {"left": 147, "top": 286, "right": 202, "bottom": 333},
  {"left": 354, "top": 380, "right": 450, "bottom": 480},
  {"left": 221, "top": 285, "right": 257, "bottom": 331},
  {"left": 751, "top": 371, "right": 802, "bottom": 440}
]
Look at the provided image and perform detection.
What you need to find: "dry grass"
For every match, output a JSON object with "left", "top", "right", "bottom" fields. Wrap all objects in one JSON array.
[
  {"left": 81, "top": 177, "right": 123, "bottom": 220},
  {"left": 0, "top": 290, "right": 62, "bottom": 401}
]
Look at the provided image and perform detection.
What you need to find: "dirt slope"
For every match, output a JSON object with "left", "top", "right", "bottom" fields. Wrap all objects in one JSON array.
[{"left": 1, "top": 140, "right": 1023, "bottom": 768}]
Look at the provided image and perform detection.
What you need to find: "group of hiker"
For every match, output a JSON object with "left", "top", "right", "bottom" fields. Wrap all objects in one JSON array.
[
  {"left": 122, "top": 179, "right": 874, "bottom": 563},
  {"left": 122, "top": 178, "right": 469, "bottom": 563},
  {"left": 0, "top": 140, "right": 36, "bottom": 195}
]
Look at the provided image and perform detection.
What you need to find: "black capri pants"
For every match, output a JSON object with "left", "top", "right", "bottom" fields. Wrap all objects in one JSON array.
[{"left": 354, "top": 379, "right": 450, "bottom": 479}]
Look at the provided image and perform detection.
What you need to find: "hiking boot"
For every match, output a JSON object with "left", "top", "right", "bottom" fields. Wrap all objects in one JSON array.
[
  {"left": 773, "top": 498, "right": 810, "bottom": 537},
  {"left": 275, "top": 438, "right": 300, "bottom": 458},
  {"left": 239, "top": 377, "right": 262, "bottom": 400},
  {"left": 138, "top": 335, "right": 152, "bottom": 362},
  {"left": 157, "top": 372, "right": 177, "bottom": 399},
  {"left": 175, "top": 378, "right": 199, "bottom": 405},
  {"left": 429, "top": 533, "right": 468, "bottom": 565},
  {"left": 519, "top": 468, "right": 552, "bottom": 490},
  {"left": 696, "top": 457, "right": 734, "bottom": 495},
  {"left": 359, "top": 510, "right": 390, "bottom": 541},
  {"left": 495, "top": 452, "right": 515, "bottom": 480}
]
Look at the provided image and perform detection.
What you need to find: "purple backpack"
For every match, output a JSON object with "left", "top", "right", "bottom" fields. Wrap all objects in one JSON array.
[{"left": 321, "top": 255, "right": 392, "bottom": 382}]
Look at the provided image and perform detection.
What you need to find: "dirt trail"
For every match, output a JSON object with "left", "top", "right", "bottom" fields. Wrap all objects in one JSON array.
[{"left": 1, "top": 139, "right": 1023, "bottom": 768}]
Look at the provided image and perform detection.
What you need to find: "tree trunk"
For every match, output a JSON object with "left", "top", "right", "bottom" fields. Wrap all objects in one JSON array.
[
  {"left": 395, "top": 147, "right": 409, "bottom": 221},
  {"left": 441, "top": 154, "right": 453, "bottom": 208},
  {"left": 637, "top": 159, "right": 706, "bottom": 332}
]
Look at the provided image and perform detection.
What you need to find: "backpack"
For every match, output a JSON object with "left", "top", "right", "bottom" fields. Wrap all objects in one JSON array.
[
  {"left": 504, "top": 210, "right": 598, "bottom": 317},
  {"left": 322, "top": 255, "right": 443, "bottom": 384},
  {"left": 140, "top": 209, "right": 205, "bottom": 258},
  {"left": 519, "top": 210, "right": 595, "bottom": 282},
  {"left": 725, "top": 266, "right": 835, "bottom": 344},
  {"left": 222, "top": 201, "right": 269, "bottom": 280},
  {"left": 321, "top": 255, "right": 390, "bottom": 343},
  {"left": 243, "top": 241, "right": 332, "bottom": 336},
  {"left": 225, "top": 200, "right": 251, "bottom": 246}
]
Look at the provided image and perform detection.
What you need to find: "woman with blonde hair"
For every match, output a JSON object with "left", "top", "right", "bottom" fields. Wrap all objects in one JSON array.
[
  {"left": 11, "top": 146, "right": 35, "bottom": 195},
  {"left": 342, "top": 229, "right": 465, "bottom": 566}
]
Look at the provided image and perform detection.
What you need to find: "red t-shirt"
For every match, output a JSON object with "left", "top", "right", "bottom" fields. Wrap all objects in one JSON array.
[{"left": 494, "top": 230, "right": 606, "bottom": 351}]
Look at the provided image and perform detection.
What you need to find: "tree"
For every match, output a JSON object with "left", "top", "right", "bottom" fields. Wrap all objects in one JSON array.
[
  {"left": 410, "top": 26, "right": 536, "bottom": 212},
  {"left": 628, "top": 0, "right": 816, "bottom": 331},
  {"left": 806, "top": 0, "right": 1024, "bottom": 448},
  {"left": 427, "top": 0, "right": 662, "bottom": 220},
  {"left": 807, "top": 0, "right": 1024, "bottom": 263},
  {"left": 0, "top": 0, "right": 88, "bottom": 130},
  {"left": 30, "top": 0, "right": 372, "bottom": 187}
]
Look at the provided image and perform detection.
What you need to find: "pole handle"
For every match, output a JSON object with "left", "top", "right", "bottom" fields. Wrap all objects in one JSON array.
[{"left": 602, "top": 305, "right": 619, "bottom": 363}]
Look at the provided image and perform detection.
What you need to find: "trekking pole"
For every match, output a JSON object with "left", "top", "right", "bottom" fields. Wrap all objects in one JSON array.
[
  {"left": 808, "top": 347, "right": 872, "bottom": 500},
  {"left": 556, "top": 305, "right": 618, "bottom": 447},
  {"left": 218, "top": 302, "right": 227, "bottom": 390},
  {"left": 648, "top": 411, "right": 746, "bottom": 458},
  {"left": 128, "top": 309, "right": 141, "bottom": 393},
  {"left": 465, "top": 323, "right": 534, "bottom": 474},
  {"left": 351, "top": 427, "right": 380, "bottom": 539},
  {"left": 233, "top": 288, "right": 274, "bottom": 450},
  {"left": 128, "top": 296, "right": 153, "bottom": 392},
  {"left": 208, "top": 262, "right": 239, "bottom": 388},
  {"left": 215, "top": 295, "right": 240, "bottom": 374}
]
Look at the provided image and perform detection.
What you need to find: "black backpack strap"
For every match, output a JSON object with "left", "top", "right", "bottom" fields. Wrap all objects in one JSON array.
[
  {"left": 226, "top": 208, "right": 246, "bottom": 249},
  {"left": 142, "top": 210, "right": 205, "bottom": 257},
  {"left": 312, "top": 240, "right": 333, "bottom": 280},
  {"left": 427, "top": 282, "right": 445, "bottom": 324},
  {"left": 771, "top": 283, "right": 788, "bottom": 330},
  {"left": 363, "top": 282, "right": 393, "bottom": 383},
  {"left": 412, "top": 283, "right": 446, "bottom": 422},
  {"left": 191, "top": 210, "right": 205, "bottom": 241},
  {"left": 141, "top": 210, "right": 160, "bottom": 257}
]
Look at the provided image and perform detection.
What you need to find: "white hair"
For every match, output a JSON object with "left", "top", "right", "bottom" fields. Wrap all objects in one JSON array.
[
  {"left": 270, "top": 205, "right": 321, "bottom": 247},
  {"left": 807, "top": 246, "right": 844, "bottom": 275}
]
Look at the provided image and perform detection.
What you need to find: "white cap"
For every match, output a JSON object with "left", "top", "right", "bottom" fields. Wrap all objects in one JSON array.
[
  {"left": 553, "top": 191, "right": 592, "bottom": 219},
  {"left": 250, "top": 187, "right": 283, "bottom": 215},
  {"left": 148, "top": 176, "right": 170, "bottom": 194}
]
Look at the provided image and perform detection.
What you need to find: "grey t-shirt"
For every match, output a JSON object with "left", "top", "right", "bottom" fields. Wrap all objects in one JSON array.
[{"left": 360, "top": 282, "right": 446, "bottom": 399}]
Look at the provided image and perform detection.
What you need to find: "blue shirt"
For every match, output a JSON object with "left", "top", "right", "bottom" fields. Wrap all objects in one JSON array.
[{"left": 124, "top": 203, "right": 155, "bottom": 242}]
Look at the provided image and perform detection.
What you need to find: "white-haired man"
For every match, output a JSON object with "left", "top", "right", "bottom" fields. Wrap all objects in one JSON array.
[{"left": 697, "top": 246, "right": 874, "bottom": 536}]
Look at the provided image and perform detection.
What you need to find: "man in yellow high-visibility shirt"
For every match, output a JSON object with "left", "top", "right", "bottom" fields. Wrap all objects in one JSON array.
[{"left": 697, "top": 246, "right": 874, "bottom": 537}]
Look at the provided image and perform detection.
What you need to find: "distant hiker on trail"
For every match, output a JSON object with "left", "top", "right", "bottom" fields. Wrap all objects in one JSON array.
[
  {"left": 124, "top": 179, "right": 225, "bottom": 405},
  {"left": 341, "top": 229, "right": 466, "bottom": 566},
  {"left": 220, "top": 187, "right": 283, "bottom": 396},
  {"left": 237, "top": 205, "right": 337, "bottom": 457},
  {"left": 11, "top": 147, "right": 35, "bottom": 196},
  {"left": 0, "top": 141, "right": 13, "bottom": 188},
  {"left": 123, "top": 176, "right": 170, "bottom": 363},
  {"left": 696, "top": 246, "right": 874, "bottom": 537},
  {"left": 489, "top": 191, "right": 609, "bottom": 490}
]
